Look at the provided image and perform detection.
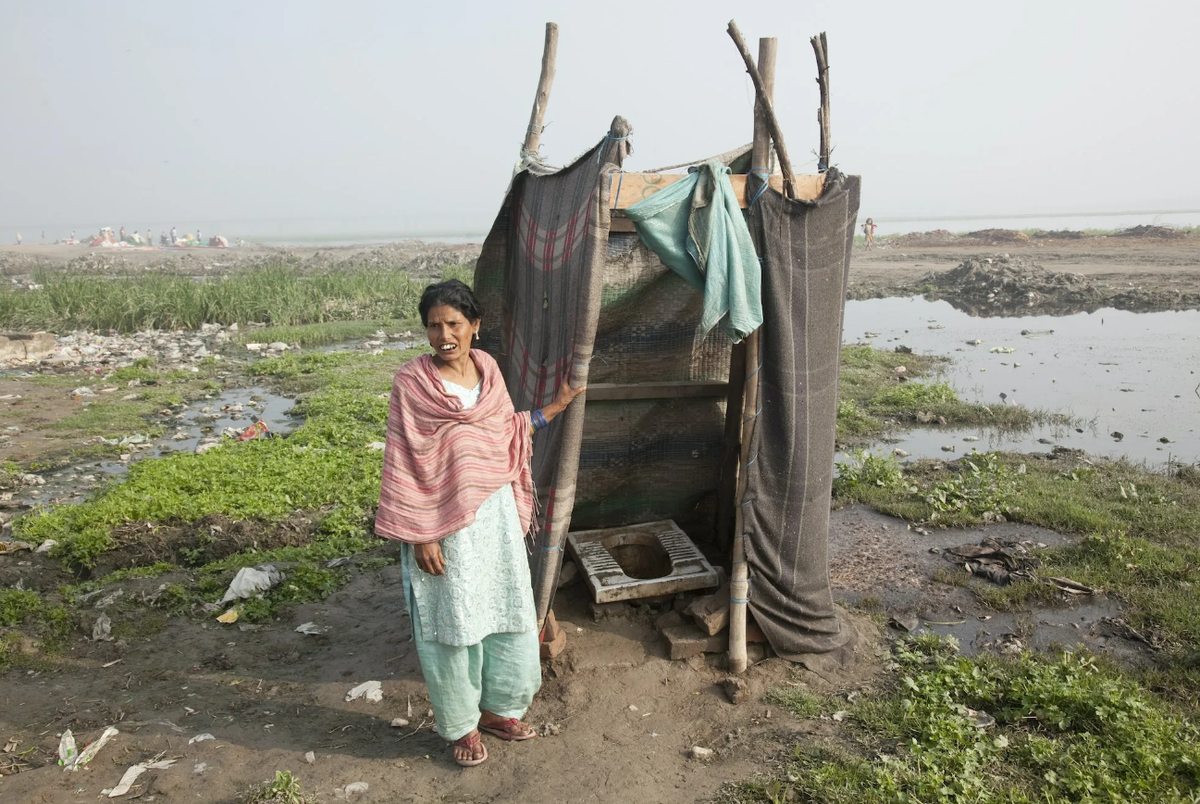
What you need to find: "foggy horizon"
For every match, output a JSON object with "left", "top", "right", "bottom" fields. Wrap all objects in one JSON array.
[{"left": 3, "top": 1, "right": 1199, "bottom": 239}]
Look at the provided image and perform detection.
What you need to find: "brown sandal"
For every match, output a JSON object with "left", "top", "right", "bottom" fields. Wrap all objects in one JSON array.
[
  {"left": 452, "top": 730, "right": 488, "bottom": 767},
  {"left": 479, "top": 717, "right": 538, "bottom": 742}
]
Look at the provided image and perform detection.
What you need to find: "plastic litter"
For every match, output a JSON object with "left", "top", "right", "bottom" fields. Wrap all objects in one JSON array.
[
  {"left": 188, "top": 733, "right": 215, "bottom": 745},
  {"left": 92, "top": 614, "right": 113, "bottom": 642},
  {"left": 989, "top": 346, "right": 1016, "bottom": 354},
  {"left": 216, "top": 609, "right": 239, "bottom": 624},
  {"left": 35, "top": 539, "right": 57, "bottom": 553},
  {"left": 689, "top": 746, "right": 714, "bottom": 760},
  {"left": 389, "top": 718, "right": 409, "bottom": 728},
  {"left": 107, "top": 758, "right": 176, "bottom": 797},
  {"left": 295, "top": 622, "right": 330, "bottom": 636},
  {"left": 336, "top": 782, "right": 369, "bottom": 798},
  {"left": 193, "top": 762, "right": 208, "bottom": 774},
  {"left": 304, "top": 750, "right": 316, "bottom": 764},
  {"left": 57, "top": 731, "right": 77, "bottom": 766},
  {"left": 219, "top": 564, "right": 283, "bottom": 604},
  {"left": 238, "top": 420, "right": 270, "bottom": 441},
  {"left": 367, "top": 441, "right": 386, "bottom": 450},
  {"left": 345, "top": 681, "right": 383, "bottom": 703},
  {"left": 63, "top": 726, "right": 118, "bottom": 771}
]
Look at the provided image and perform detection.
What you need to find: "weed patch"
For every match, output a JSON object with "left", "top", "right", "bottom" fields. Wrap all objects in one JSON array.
[
  {"left": 746, "top": 637, "right": 1200, "bottom": 803},
  {"left": 0, "top": 589, "right": 72, "bottom": 669}
]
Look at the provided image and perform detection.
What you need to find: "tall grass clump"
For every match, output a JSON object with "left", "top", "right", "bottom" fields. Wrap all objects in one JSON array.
[{"left": 0, "top": 266, "right": 426, "bottom": 332}]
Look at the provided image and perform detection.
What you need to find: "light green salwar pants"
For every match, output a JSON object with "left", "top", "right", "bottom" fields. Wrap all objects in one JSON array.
[{"left": 414, "top": 629, "right": 542, "bottom": 742}]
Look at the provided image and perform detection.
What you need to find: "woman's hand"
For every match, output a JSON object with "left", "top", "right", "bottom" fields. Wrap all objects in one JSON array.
[
  {"left": 414, "top": 541, "right": 446, "bottom": 575},
  {"left": 554, "top": 378, "right": 586, "bottom": 409}
]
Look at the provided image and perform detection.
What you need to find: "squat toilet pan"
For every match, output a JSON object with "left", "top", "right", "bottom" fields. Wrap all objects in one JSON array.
[{"left": 566, "top": 520, "right": 719, "bottom": 604}]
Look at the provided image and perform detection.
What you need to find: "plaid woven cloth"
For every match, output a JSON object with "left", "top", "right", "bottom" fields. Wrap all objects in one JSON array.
[{"left": 474, "top": 117, "right": 632, "bottom": 622}]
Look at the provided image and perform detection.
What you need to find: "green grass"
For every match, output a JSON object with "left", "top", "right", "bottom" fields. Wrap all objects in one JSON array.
[
  {"left": 233, "top": 319, "right": 418, "bottom": 348},
  {"left": 0, "top": 266, "right": 427, "bottom": 332},
  {"left": 15, "top": 347, "right": 423, "bottom": 571},
  {"left": 734, "top": 636, "right": 1200, "bottom": 804},
  {"left": 0, "top": 589, "right": 72, "bottom": 670},
  {"left": 243, "top": 770, "right": 312, "bottom": 804}
]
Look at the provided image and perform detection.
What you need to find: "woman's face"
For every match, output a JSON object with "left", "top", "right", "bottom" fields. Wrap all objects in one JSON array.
[{"left": 425, "top": 304, "right": 479, "bottom": 362}]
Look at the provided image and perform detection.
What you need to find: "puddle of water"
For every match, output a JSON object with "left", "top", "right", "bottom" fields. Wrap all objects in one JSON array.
[
  {"left": 843, "top": 297, "right": 1200, "bottom": 464},
  {"left": 32, "top": 387, "right": 298, "bottom": 506}
]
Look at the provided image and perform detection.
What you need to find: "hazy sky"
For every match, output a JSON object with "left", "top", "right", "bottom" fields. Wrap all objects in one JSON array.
[{"left": 3, "top": 0, "right": 1199, "bottom": 237}]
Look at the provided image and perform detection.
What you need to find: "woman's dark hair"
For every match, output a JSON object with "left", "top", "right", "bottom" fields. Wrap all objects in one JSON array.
[{"left": 418, "top": 280, "right": 484, "bottom": 327}]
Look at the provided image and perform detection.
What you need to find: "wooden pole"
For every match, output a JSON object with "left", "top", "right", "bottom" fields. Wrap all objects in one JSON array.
[
  {"left": 728, "top": 36, "right": 775, "bottom": 676},
  {"left": 727, "top": 21, "right": 795, "bottom": 200},
  {"left": 522, "top": 23, "right": 559, "bottom": 158},
  {"left": 811, "top": 32, "right": 831, "bottom": 171}
]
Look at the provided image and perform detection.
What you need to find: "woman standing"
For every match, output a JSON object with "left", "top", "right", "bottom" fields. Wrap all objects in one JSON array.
[{"left": 376, "top": 280, "right": 584, "bottom": 767}]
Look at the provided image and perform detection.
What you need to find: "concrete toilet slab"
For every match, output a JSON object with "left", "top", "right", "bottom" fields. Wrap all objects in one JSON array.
[{"left": 566, "top": 520, "right": 718, "bottom": 604}]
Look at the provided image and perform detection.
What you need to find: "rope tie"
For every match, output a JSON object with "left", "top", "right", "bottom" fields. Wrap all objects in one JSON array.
[
  {"left": 748, "top": 168, "right": 771, "bottom": 208},
  {"left": 595, "top": 133, "right": 629, "bottom": 163}
]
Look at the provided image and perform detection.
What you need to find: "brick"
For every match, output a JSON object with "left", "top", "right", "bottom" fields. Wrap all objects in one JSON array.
[
  {"left": 540, "top": 628, "right": 567, "bottom": 660},
  {"left": 655, "top": 610, "right": 684, "bottom": 632},
  {"left": 745, "top": 617, "right": 766, "bottom": 644},
  {"left": 590, "top": 601, "right": 628, "bottom": 621},
  {"left": 663, "top": 624, "right": 728, "bottom": 661},
  {"left": 685, "top": 580, "right": 730, "bottom": 636},
  {"left": 540, "top": 610, "right": 561, "bottom": 642}
]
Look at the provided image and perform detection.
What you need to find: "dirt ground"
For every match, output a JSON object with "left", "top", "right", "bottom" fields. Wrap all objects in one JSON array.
[
  {"left": 0, "top": 504, "right": 1146, "bottom": 804},
  {"left": 847, "top": 235, "right": 1200, "bottom": 302}
]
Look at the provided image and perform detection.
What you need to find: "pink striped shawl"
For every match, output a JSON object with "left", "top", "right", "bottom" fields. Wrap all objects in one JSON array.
[{"left": 375, "top": 350, "right": 534, "bottom": 544}]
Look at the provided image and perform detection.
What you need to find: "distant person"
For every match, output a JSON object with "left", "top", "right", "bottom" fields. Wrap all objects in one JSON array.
[
  {"left": 862, "top": 217, "right": 877, "bottom": 249},
  {"left": 40, "top": 230, "right": 45, "bottom": 244},
  {"left": 119, "top": 226, "right": 127, "bottom": 241},
  {"left": 14, "top": 233, "right": 20, "bottom": 245},
  {"left": 170, "top": 226, "right": 177, "bottom": 244},
  {"left": 196, "top": 229, "right": 201, "bottom": 244},
  {"left": 70, "top": 229, "right": 75, "bottom": 241},
  {"left": 145, "top": 229, "right": 152, "bottom": 246}
]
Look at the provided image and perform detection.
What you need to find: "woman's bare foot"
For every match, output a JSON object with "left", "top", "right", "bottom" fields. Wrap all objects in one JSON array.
[
  {"left": 479, "top": 710, "right": 537, "bottom": 740},
  {"left": 452, "top": 729, "right": 487, "bottom": 766}
]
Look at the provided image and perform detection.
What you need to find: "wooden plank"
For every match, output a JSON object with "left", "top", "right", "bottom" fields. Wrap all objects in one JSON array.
[
  {"left": 585, "top": 381, "right": 728, "bottom": 402},
  {"left": 608, "top": 215, "right": 637, "bottom": 233},
  {"left": 715, "top": 341, "right": 747, "bottom": 550},
  {"left": 609, "top": 172, "right": 823, "bottom": 210}
]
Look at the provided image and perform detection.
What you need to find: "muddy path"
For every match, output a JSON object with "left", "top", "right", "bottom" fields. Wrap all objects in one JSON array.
[{"left": 0, "top": 505, "right": 1152, "bottom": 803}]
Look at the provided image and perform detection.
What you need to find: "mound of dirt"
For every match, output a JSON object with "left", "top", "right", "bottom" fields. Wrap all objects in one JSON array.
[
  {"left": 887, "top": 229, "right": 960, "bottom": 247},
  {"left": 921, "top": 255, "right": 1104, "bottom": 314},
  {"left": 95, "top": 512, "right": 320, "bottom": 576},
  {"left": 964, "top": 229, "right": 1032, "bottom": 244},
  {"left": 1030, "top": 229, "right": 1088, "bottom": 240},
  {"left": 1115, "top": 225, "right": 1185, "bottom": 239}
]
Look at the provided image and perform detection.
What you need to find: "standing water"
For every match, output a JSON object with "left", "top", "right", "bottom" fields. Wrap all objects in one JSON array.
[{"left": 842, "top": 297, "right": 1200, "bottom": 464}]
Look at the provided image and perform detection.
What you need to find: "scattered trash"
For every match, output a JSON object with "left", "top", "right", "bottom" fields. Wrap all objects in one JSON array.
[
  {"left": 0, "top": 541, "right": 32, "bottom": 554},
  {"left": 367, "top": 441, "right": 386, "bottom": 450},
  {"left": 831, "top": 711, "right": 849, "bottom": 722},
  {"left": 238, "top": 420, "right": 270, "bottom": 441},
  {"left": 193, "top": 762, "right": 207, "bottom": 774},
  {"left": 325, "top": 557, "right": 352, "bottom": 568},
  {"left": 63, "top": 726, "right": 119, "bottom": 771},
  {"left": 294, "top": 622, "right": 330, "bottom": 636},
  {"left": 893, "top": 449, "right": 910, "bottom": 458},
  {"left": 219, "top": 564, "right": 283, "bottom": 604},
  {"left": 92, "top": 614, "right": 113, "bottom": 642},
  {"left": 888, "top": 613, "right": 921, "bottom": 633},
  {"left": 188, "top": 733, "right": 215, "bottom": 745},
  {"left": 107, "top": 758, "right": 176, "bottom": 797},
  {"left": 966, "top": 708, "right": 996, "bottom": 729},
  {"left": 216, "top": 609, "right": 239, "bottom": 624},
  {"left": 941, "top": 445, "right": 956, "bottom": 452},
  {"left": 966, "top": 339, "right": 983, "bottom": 346},
  {"left": 336, "top": 782, "right": 369, "bottom": 798},
  {"left": 390, "top": 718, "right": 410, "bottom": 728},
  {"left": 689, "top": 745, "right": 714, "bottom": 760},
  {"left": 345, "top": 681, "right": 383, "bottom": 703},
  {"left": 35, "top": 539, "right": 57, "bottom": 553},
  {"left": 304, "top": 751, "right": 316, "bottom": 764},
  {"left": 72, "top": 386, "right": 97, "bottom": 397},
  {"left": 962, "top": 435, "right": 980, "bottom": 442},
  {"left": 989, "top": 346, "right": 1016, "bottom": 354},
  {"left": 57, "top": 731, "right": 77, "bottom": 767}
]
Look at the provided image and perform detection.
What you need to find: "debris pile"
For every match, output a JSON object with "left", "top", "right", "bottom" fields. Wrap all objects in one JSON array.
[
  {"left": 5, "top": 324, "right": 259, "bottom": 370},
  {"left": 922, "top": 255, "right": 1102, "bottom": 314},
  {"left": 1116, "top": 225, "right": 1186, "bottom": 239}
]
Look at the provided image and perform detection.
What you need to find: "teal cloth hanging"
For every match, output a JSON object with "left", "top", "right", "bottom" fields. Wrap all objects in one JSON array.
[{"left": 625, "top": 160, "right": 762, "bottom": 342}]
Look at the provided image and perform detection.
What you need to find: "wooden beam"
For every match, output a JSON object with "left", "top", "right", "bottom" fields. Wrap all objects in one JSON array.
[
  {"left": 521, "top": 23, "right": 559, "bottom": 158},
  {"left": 584, "top": 381, "right": 728, "bottom": 401},
  {"left": 608, "top": 172, "right": 824, "bottom": 210},
  {"left": 727, "top": 21, "right": 797, "bottom": 200}
]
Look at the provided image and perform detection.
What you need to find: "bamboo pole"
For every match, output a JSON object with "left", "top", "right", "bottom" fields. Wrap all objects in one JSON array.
[
  {"left": 521, "top": 23, "right": 559, "bottom": 158},
  {"left": 810, "top": 32, "right": 831, "bottom": 171},
  {"left": 727, "top": 21, "right": 795, "bottom": 200},
  {"left": 728, "top": 36, "right": 776, "bottom": 676}
]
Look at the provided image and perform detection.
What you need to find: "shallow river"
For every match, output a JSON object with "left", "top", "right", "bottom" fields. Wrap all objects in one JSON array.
[{"left": 841, "top": 297, "right": 1200, "bottom": 465}]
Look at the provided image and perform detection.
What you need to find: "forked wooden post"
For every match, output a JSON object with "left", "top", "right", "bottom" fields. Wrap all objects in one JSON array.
[
  {"left": 728, "top": 35, "right": 776, "bottom": 675},
  {"left": 522, "top": 23, "right": 559, "bottom": 158},
  {"left": 811, "top": 32, "right": 831, "bottom": 170},
  {"left": 727, "top": 21, "right": 795, "bottom": 200}
]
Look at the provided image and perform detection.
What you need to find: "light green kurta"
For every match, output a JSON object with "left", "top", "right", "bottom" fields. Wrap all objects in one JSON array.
[{"left": 399, "top": 378, "right": 538, "bottom": 647}]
